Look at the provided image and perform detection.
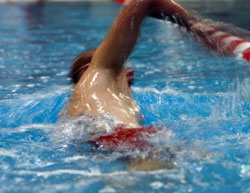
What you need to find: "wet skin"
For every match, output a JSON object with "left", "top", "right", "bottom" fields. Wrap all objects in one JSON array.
[{"left": 67, "top": 68, "right": 142, "bottom": 127}]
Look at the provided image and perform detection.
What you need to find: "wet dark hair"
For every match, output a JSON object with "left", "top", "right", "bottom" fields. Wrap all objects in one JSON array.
[{"left": 69, "top": 49, "right": 96, "bottom": 84}]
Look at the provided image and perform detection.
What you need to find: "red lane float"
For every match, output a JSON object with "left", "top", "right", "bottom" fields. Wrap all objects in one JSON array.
[{"left": 112, "top": 0, "right": 250, "bottom": 62}]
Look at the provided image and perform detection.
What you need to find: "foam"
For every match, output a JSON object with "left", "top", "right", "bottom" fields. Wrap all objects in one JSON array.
[
  {"left": 52, "top": 112, "right": 123, "bottom": 145},
  {"left": 240, "top": 165, "right": 250, "bottom": 178},
  {"left": 14, "top": 168, "right": 102, "bottom": 178},
  {"left": 150, "top": 181, "right": 164, "bottom": 190},
  {"left": 13, "top": 167, "right": 182, "bottom": 179},
  {"left": 63, "top": 155, "right": 88, "bottom": 162},
  {"left": 0, "top": 149, "right": 19, "bottom": 158}
]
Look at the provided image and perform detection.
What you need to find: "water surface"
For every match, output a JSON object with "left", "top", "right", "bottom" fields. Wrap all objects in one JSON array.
[{"left": 0, "top": 1, "right": 249, "bottom": 193}]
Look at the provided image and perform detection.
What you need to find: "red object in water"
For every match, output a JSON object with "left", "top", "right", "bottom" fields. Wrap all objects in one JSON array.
[
  {"left": 243, "top": 48, "right": 250, "bottom": 61},
  {"left": 113, "top": 0, "right": 125, "bottom": 3},
  {"left": 91, "top": 126, "right": 159, "bottom": 151}
]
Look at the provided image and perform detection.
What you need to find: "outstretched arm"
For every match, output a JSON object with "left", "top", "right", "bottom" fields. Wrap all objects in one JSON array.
[
  {"left": 89, "top": 0, "right": 150, "bottom": 77},
  {"left": 89, "top": 0, "right": 196, "bottom": 77}
]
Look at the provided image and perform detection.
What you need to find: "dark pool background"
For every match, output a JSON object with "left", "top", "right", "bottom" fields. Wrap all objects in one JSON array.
[{"left": 0, "top": 1, "right": 249, "bottom": 193}]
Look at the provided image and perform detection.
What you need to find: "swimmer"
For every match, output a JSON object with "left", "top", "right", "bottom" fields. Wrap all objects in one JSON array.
[
  {"left": 64, "top": 0, "right": 205, "bottom": 170},
  {"left": 66, "top": 0, "right": 195, "bottom": 127},
  {"left": 67, "top": 0, "right": 250, "bottom": 127}
]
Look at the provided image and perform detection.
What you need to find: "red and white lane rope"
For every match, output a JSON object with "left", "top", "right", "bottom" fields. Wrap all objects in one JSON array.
[
  {"left": 113, "top": 0, "right": 250, "bottom": 62},
  {"left": 169, "top": 20, "right": 250, "bottom": 61}
]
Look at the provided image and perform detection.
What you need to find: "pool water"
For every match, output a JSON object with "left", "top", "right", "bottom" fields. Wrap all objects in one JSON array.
[{"left": 0, "top": 1, "right": 249, "bottom": 193}]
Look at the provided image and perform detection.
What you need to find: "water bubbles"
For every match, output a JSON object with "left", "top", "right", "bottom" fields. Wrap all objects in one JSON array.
[
  {"left": 187, "top": 65, "right": 193, "bottom": 71},
  {"left": 0, "top": 149, "right": 19, "bottom": 158},
  {"left": 180, "top": 114, "right": 188, "bottom": 120},
  {"left": 188, "top": 85, "right": 196, "bottom": 90},
  {"left": 56, "top": 71, "right": 68, "bottom": 76},
  {"left": 150, "top": 181, "right": 164, "bottom": 190},
  {"left": 27, "top": 84, "right": 35, "bottom": 88},
  {"left": 240, "top": 165, "right": 250, "bottom": 178},
  {"left": 99, "top": 186, "right": 116, "bottom": 193},
  {"left": 52, "top": 112, "right": 123, "bottom": 145},
  {"left": 40, "top": 76, "right": 49, "bottom": 83}
]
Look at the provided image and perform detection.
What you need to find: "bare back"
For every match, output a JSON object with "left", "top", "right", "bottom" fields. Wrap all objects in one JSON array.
[{"left": 67, "top": 66, "right": 141, "bottom": 127}]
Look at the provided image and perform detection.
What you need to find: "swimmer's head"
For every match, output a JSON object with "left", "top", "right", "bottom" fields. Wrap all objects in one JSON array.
[
  {"left": 69, "top": 49, "right": 96, "bottom": 84},
  {"left": 69, "top": 49, "right": 135, "bottom": 86}
]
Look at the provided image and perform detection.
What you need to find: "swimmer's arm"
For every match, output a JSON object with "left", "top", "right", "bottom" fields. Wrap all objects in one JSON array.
[
  {"left": 149, "top": 0, "right": 198, "bottom": 28},
  {"left": 89, "top": 0, "right": 203, "bottom": 78},
  {"left": 89, "top": 0, "right": 152, "bottom": 77},
  {"left": 150, "top": 0, "right": 249, "bottom": 49},
  {"left": 148, "top": 0, "right": 223, "bottom": 49}
]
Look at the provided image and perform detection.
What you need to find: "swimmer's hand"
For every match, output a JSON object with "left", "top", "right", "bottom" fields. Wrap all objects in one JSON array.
[{"left": 121, "top": 0, "right": 198, "bottom": 29}]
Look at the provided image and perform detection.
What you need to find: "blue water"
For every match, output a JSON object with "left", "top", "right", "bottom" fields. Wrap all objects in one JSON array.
[{"left": 0, "top": 1, "right": 250, "bottom": 193}]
